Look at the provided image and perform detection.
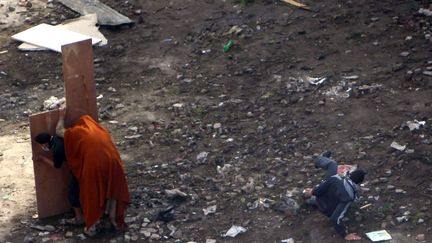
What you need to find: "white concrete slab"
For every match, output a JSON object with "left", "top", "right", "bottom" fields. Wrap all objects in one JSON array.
[{"left": 11, "top": 23, "right": 101, "bottom": 53}]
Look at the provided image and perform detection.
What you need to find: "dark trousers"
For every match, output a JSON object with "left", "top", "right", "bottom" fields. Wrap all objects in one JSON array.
[
  {"left": 68, "top": 175, "right": 80, "bottom": 208},
  {"left": 314, "top": 155, "right": 338, "bottom": 179}
]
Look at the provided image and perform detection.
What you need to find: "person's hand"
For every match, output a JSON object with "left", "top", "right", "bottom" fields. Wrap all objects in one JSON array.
[
  {"left": 303, "top": 188, "right": 313, "bottom": 198},
  {"left": 345, "top": 233, "right": 362, "bottom": 241}
]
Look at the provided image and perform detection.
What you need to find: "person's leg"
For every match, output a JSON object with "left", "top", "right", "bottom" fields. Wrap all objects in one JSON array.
[
  {"left": 68, "top": 176, "right": 83, "bottom": 222},
  {"left": 314, "top": 155, "right": 338, "bottom": 179}
]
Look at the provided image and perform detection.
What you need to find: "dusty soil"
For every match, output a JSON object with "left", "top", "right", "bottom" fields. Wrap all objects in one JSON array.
[{"left": 1, "top": 0, "right": 432, "bottom": 242}]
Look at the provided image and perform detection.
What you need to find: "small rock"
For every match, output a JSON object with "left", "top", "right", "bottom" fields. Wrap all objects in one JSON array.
[
  {"left": 422, "top": 71, "right": 432, "bottom": 76},
  {"left": 400, "top": 52, "right": 410, "bottom": 57},
  {"left": 395, "top": 189, "right": 405, "bottom": 194},
  {"left": 150, "top": 234, "right": 161, "bottom": 240},
  {"left": 8, "top": 6, "right": 15, "bottom": 12},
  {"left": 416, "top": 234, "right": 425, "bottom": 241},
  {"left": 196, "top": 151, "right": 209, "bottom": 163},
  {"left": 124, "top": 216, "right": 136, "bottom": 224}
]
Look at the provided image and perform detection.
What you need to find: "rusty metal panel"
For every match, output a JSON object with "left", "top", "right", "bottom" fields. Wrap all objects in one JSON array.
[
  {"left": 29, "top": 110, "right": 71, "bottom": 218},
  {"left": 57, "top": 0, "right": 133, "bottom": 26},
  {"left": 62, "top": 39, "right": 98, "bottom": 128}
]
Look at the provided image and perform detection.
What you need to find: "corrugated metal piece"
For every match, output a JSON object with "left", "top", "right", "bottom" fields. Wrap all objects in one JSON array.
[{"left": 57, "top": 0, "right": 133, "bottom": 26}]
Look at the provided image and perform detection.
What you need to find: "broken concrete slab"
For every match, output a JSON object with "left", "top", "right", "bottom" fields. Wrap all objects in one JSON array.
[
  {"left": 57, "top": 0, "right": 133, "bottom": 26},
  {"left": 19, "top": 14, "right": 108, "bottom": 51},
  {"left": 29, "top": 110, "right": 71, "bottom": 218},
  {"left": 12, "top": 23, "right": 101, "bottom": 53},
  {"left": 62, "top": 39, "right": 98, "bottom": 127}
]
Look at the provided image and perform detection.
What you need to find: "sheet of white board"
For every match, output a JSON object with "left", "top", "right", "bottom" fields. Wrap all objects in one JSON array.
[
  {"left": 18, "top": 14, "right": 107, "bottom": 51},
  {"left": 12, "top": 23, "right": 101, "bottom": 53},
  {"left": 366, "top": 230, "right": 392, "bottom": 242}
]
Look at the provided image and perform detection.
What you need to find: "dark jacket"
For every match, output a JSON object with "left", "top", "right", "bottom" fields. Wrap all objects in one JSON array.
[{"left": 312, "top": 174, "right": 360, "bottom": 237}]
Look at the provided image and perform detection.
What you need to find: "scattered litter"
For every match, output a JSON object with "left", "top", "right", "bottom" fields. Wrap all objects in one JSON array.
[
  {"left": 360, "top": 203, "right": 372, "bottom": 210},
  {"left": 196, "top": 151, "right": 209, "bottom": 163},
  {"left": 390, "top": 141, "right": 406, "bottom": 151},
  {"left": 343, "top": 75, "right": 359, "bottom": 80},
  {"left": 223, "top": 40, "right": 234, "bottom": 53},
  {"left": 203, "top": 205, "right": 217, "bottom": 215},
  {"left": 18, "top": 14, "right": 107, "bottom": 51},
  {"left": 273, "top": 196, "right": 299, "bottom": 215},
  {"left": 124, "top": 134, "right": 142, "bottom": 139},
  {"left": 248, "top": 198, "right": 274, "bottom": 210},
  {"left": 281, "top": 0, "right": 310, "bottom": 11},
  {"left": 241, "top": 177, "right": 255, "bottom": 193},
  {"left": 165, "top": 189, "right": 188, "bottom": 199},
  {"left": 57, "top": 0, "right": 133, "bottom": 26},
  {"left": 224, "top": 225, "right": 247, "bottom": 237},
  {"left": 366, "top": 230, "right": 392, "bottom": 242},
  {"left": 227, "top": 25, "right": 243, "bottom": 35},
  {"left": 216, "top": 163, "right": 232, "bottom": 178},
  {"left": 281, "top": 238, "right": 295, "bottom": 243},
  {"left": 12, "top": 23, "right": 101, "bottom": 53},
  {"left": 301, "top": 76, "right": 327, "bottom": 85},
  {"left": 405, "top": 120, "right": 426, "bottom": 131},
  {"left": 30, "top": 225, "right": 55, "bottom": 232},
  {"left": 423, "top": 71, "right": 432, "bottom": 76},
  {"left": 0, "top": 50, "right": 7, "bottom": 54},
  {"left": 418, "top": 8, "right": 432, "bottom": 17},
  {"left": 43, "top": 96, "right": 65, "bottom": 110}
]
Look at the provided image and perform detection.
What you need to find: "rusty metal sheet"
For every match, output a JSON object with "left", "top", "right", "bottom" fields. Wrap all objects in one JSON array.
[
  {"left": 62, "top": 39, "right": 98, "bottom": 128},
  {"left": 57, "top": 0, "right": 133, "bottom": 26},
  {"left": 29, "top": 110, "right": 71, "bottom": 218}
]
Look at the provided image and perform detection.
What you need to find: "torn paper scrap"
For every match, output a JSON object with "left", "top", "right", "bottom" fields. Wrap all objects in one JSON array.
[
  {"left": 225, "top": 225, "right": 247, "bottom": 237},
  {"left": 390, "top": 141, "right": 406, "bottom": 151},
  {"left": 366, "top": 230, "right": 392, "bottom": 242},
  {"left": 12, "top": 23, "right": 101, "bottom": 53},
  {"left": 406, "top": 120, "right": 426, "bottom": 131},
  {"left": 19, "top": 14, "right": 107, "bottom": 51}
]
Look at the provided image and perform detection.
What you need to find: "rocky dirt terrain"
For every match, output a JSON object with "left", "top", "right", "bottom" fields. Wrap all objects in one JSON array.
[{"left": 1, "top": 0, "right": 432, "bottom": 242}]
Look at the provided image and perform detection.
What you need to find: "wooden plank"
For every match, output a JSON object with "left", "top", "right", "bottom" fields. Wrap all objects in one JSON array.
[
  {"left": 29, "top": 110, "right": 71, "bottom": 218},
  {"left": 11, "top": 23, "right": 101, "bottom": 53},
  {"left": 57, "top": 0, "right": 133, "bottom": 26},
  {"left": 62, "top": 39, "right": 98, "bottom": 128},
  {"left": 281, "top": 0, "right": 310, "bottom": 10}
]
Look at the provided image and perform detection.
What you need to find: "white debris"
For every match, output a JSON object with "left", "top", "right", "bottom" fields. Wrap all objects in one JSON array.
[
  {"left": 301, "top": 76, "right": 327, "bottom": 85},
  {"left": 196, "top": 151, "right": 209, "bottom": 163},
  {"left": 390, "top": 141, "right": 406, "bottom": 151},
  {"left": 419, "top": 8, "right": 432, "bottom": 17},
  {"left": 203, "top": 205, "right": 217, "bottom": 216},
  {"left": 43, "top": 96, "right": 65, "bottom": 110},
  {"left": 405, "top": 120, "right": 426, "bottom": 131},
  {"left": 224, "top": 225, "right": 247, "bottom": 237},
  {"left": 281, "top": 238, "right": 295, "bottom": 243}
]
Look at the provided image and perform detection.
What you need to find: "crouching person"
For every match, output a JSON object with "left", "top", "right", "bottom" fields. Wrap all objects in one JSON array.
[{"left": 34, "top": 113, "right": 130, "bottom": 236}]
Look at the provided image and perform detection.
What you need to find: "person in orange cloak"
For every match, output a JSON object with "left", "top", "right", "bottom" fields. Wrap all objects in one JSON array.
[{"left": 34, "top": 114, "right": 130, "bottom": 236}]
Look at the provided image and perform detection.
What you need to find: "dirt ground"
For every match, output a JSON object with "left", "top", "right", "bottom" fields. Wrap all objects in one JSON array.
[{"left": 1, "top": 0, "right": 432, "bottom": 242}]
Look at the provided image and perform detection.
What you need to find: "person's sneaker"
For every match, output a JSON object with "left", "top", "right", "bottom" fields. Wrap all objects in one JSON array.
[{"left": 320, "top": 151, "right": 332, "bottom": 158}]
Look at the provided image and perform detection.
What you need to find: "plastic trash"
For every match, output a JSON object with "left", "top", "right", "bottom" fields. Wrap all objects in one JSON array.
[
  {"left": 225, "top": 225, "right": 247, "bottom": 237},
  {"left": 223, "top": 40, "right": 234, "bottom": 53}
]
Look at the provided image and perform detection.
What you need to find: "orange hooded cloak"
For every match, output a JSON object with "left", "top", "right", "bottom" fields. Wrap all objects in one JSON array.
[{"left": 64, "top": 115, "right": 130, "bottom": 229}]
